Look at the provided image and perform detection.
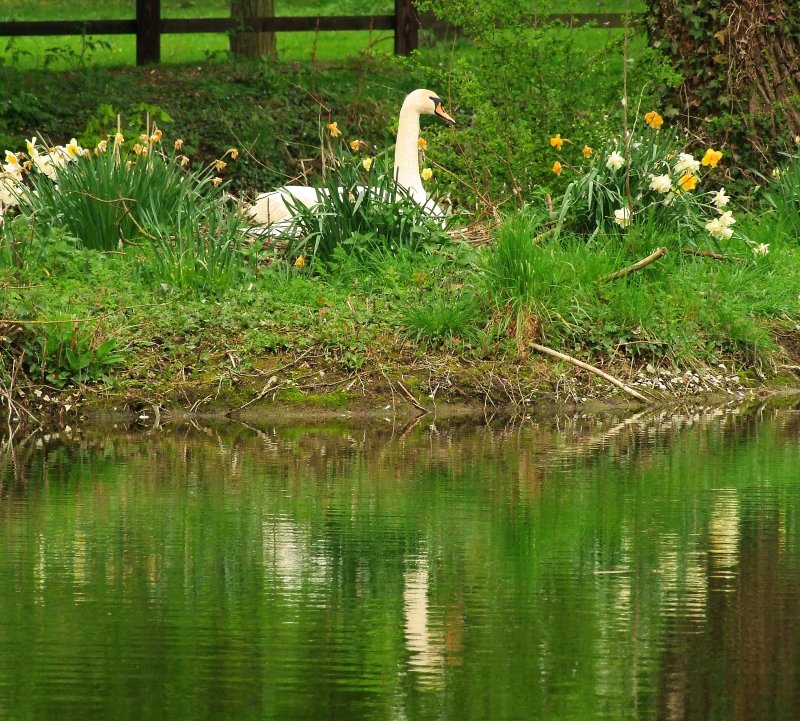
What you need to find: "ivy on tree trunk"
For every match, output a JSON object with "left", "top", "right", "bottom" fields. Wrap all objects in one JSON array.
[
  {"left": 646, "top": 0, "right": 800, "bottom": 166},
  {"left": 230, "top": 0, "right": 276, "bottom": 59}
]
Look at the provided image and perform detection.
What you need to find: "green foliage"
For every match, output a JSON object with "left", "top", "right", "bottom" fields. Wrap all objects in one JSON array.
[
  {"left": 16, "top": 133, "right": 231, "bottom": 252},
  {"left": 763, "top": 155, "right": 800, "bottom": 241},
  {"left": 411, "top": 0, "right": 680, "bottom": 206},
  {"left": 277, "top": 143, "right": 452, "bottom": 266},
  {"left": 139, "top": 199, "right": 250, "bottom": 295},
  {"left": 401, "top": 295, "right": 484, "bottom": 348}
]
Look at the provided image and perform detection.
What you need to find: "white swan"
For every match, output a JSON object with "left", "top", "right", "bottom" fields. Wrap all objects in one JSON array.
[{"left": 247, "top": 89, "right": 455, "bottom": 231}]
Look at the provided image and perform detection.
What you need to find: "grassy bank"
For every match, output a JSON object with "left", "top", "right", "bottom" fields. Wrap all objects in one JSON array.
[{"left": 1, "top": 18, "right": 799, "bottom": 432}]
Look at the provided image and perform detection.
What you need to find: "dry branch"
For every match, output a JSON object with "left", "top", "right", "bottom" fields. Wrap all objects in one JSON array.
[
  {"left": 531, "top": 343, "right": 651, "bottom": 403},
  {"left": 603, "top": 247, "right": 668, "bottom": 282}
]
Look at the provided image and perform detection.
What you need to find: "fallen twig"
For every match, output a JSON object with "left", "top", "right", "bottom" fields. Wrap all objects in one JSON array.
[
  {"left": 531, "top": 343, "right": 652, "bottom": 403},
  {"left": 396, "top": 378, "right": 430, "bottom": 415},
  {"left": 603, "top": 247, "right": 668, "bottom": 282},
  {"left": 682, "top": 248, "right": 744, "bottom": 263}
]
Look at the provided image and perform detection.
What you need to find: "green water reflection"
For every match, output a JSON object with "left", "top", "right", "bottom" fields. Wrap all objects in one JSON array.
[{"left": 1, "top": 404, "right": 800, "bottom": 720}]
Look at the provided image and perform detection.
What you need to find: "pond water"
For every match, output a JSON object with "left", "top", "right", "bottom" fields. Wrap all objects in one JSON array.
[{"left": 1, "top": 403, "right": 800, "bottom": 721}]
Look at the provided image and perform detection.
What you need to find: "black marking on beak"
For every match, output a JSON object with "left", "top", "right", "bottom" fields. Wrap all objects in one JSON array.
[{"left": 430, "top": 96, "right": 456, "bottom": 126}]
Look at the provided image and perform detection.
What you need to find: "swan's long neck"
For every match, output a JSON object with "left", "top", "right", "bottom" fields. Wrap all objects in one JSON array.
[{"left": 393, "top": 101, "right": 426, "bottom": 203}]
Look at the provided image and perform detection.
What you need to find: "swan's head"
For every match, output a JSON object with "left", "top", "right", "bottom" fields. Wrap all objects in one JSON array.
[{"left": 403, "top": 89, "right": 455, "bottom": 125}]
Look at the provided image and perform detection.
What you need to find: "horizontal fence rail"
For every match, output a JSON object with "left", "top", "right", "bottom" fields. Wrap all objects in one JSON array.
[{"left": 0, "top": 2, "right": 636, "bottom": 66}]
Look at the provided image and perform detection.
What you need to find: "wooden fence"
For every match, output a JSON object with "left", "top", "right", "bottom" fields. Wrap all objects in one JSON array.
[{"left": 0, "top": 1, "right": 632, "bottom": 66}]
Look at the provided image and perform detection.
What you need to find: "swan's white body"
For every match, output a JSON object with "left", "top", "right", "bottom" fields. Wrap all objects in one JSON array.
[{"left": 247, "top": 89, "right": 454, "bottom": 232}]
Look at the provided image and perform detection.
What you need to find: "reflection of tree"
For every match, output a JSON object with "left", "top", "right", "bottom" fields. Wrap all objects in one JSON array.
[{"left": 656, "top": 503, "right": 800, "bottom": 721}]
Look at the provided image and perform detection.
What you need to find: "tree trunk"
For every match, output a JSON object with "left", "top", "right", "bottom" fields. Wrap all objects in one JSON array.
[
  {"left": 230, "top": 0, "right": 276, "bottom": 59},
  {"left": 646, "top": 0, "right": 800, "bottom": 165}
]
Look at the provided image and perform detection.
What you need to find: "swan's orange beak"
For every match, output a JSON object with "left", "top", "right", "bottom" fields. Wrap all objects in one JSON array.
[{"left": 434, "top": 102, "right": 455, "bottom": 126}]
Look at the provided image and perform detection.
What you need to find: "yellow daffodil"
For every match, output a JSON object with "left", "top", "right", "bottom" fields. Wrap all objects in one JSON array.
[
  {"left": 552, "top": 161, "right": 563, "bottom": 176},
  {"left": 678, "top": 173, "right": 698, "bottom": 191},
  {"left": 644, "top": 111, "right": 664, "bottom": 129},
  {"left": 418, "top": 138, "right": 427, "bottom": 150},
  {"left": 582, "top": 145, "right": 592, "bottom": 158},
  {"left": 228, "top": 148, "right": 239, "bottom": 160},
  {"left": 701, "top": 148, "right": 723, "bottom": 167},
  {"left": 550, "top": 134, "right": 564, "bottom": 151},
  {"left": 139, "top": 133, "right": 150, "bottom": 144},
  {"left": 421, "top": 167, "right": 433, "bottom": 181},
  {"left": 350, "top": 140, "right": 362, "bottom": 152},
  {"left": 115, "top": 132, "right": 125, "bottom": 144},
  {"left": 327, "top": 122, "right": 341, "bottom": 138},
  {"left": 295, "top": 255, "right": 305, "bottom": 268},
  {"left": 133, "top": 143, "right": 145, "bottom": 156},
  {"left": 65, "top": 138, "right": 81, "bottom": 158},
  {"left": 174, "top": 138, "right": 184, "bottom": 151},
  {"left": 179, "top": 155, "right": 190, "bottom": 167},
  {"left": 362, "top": 157, "right": 374, "bottom": 171},
  {"left": 97, "top": 140, "right": 108, "bottom": 152},
  {"left": 215, "top": 159, "right": 227, "bottom": 171},
  {"left": 150, "top": 129, "right": 163, "bottom": 143},
  {"left": 211, "top": 177, "right": 222, "bottom": 187}
]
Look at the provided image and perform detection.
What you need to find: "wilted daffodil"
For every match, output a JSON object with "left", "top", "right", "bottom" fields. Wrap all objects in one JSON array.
[
  {"left": 552, "top": 161, "right": 563, "bottom": 176},
  {"left": 606, "top": 150, "right": 624, "bottom": 171},
  {"left": 327, "top": 122, "right": 341, "bottom": 138},
  {"left": 649, "top": 174, "right": 672, "bottom": 193},
  {"left": 614, "top": 207, "right": 632, "bottom": 227}
]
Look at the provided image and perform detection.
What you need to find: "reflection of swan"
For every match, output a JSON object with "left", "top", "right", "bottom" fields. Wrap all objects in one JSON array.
[{"left": 247, "top": 89, "right": 455, "bottom": 229}]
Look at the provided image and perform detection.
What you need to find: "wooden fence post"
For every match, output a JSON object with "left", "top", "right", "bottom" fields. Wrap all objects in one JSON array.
[
  {"left": 136, "top": 0, "right": 161, "bottom": 65},
  {"left": 394, "top": 0, "right": 418, "bottom": 55}
]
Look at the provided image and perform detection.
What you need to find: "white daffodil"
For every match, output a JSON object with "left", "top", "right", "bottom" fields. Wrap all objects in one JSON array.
[
  {"left": 614, "top": 207, "right": 632, "bottom": 228},
  {"left": 753, "top": 243, "right": 769, "bottom": 256},
  {"left": 718, "top": 210, "right": 736, "bottom": 228},
  {"left": 711, "top": 187, "right": 730, "bottom": 209},
  {"left": 64, "top": 138, "right": 82, "bottom": 160},
  {"left": 606, "top": 150, "right": 625, "bottom": 171},
  {"left": 674, "top": 152, "right": 700, "bottom": 174},
  {"left": 0, "top": 176, "right": 21, "bottom": 206},
  {"left": 649, "top": 174, "right": 672, "bottom": 193},
  {"left": 705, "top": 216, "right": 733, "bottom": 241},
  {"left": 33, "top": 153, "right": 58, "bottom": 180}
]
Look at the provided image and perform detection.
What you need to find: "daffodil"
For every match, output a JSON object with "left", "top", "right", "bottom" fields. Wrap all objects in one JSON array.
[
  {"left": 644, "top": 111, "right": 664, "bottom": 129},
  {"left": 64, "top": 138, "right": 82, "bottom": 160},
  {"left": 179, "top": 155, "right": 190, "bottom": 168},
  {"left": 350, "top": 139, "right": 362, "bottom": 152},
  {"left": 362, "top": 157, "right": 374, "bottom": 171},
  {"left": 228, "top": 148, "right": 239, "bottom": 160},
  {"left": 421, "top": 167, "right": 433, "bottom": 181},
  {"left": 174, "top": 138, "right": 184, "bottom": 151},
  {"left": 150, "top": 129, "right": 163, "bottom": 143},
  {"left": 417, "top": 138, "right": 427, "bottom": 150},
  {"left": 753, "top": 243, "right": 769, "bottom": 256},
  {"left": 711, "top": 187, "right": 729, "bottom": 209},
  {"left": 211, "top": 177, "right": 222, "bottom": 187},
  {"left": 771, "top": 168, "right": 781, "bottom": 179},
  {"left": 295, "top": 255, "right": 305, "bottom": 268},
  {"left": 139, "top": 133, "right": 150, "bottom": 144},
  {"left": 215, "top": 159, "right": 227, "bottom": 171},
  {"left": 677, "top": 173, "right": 698, "bottom": 191},
  {"left": 614, "top": 207, "right": 632, "bottom": 228},
  {"left": 133, "top": 143, "right": 145, "bottom": 156},
  {"left": 550, "top": 134, "right": 564, "bottom": 151},
  {"left": 327, "top": 122, "right": 341, "bottom": 138},
  {"left": 649, "top": 174, "right": 672, "bottom": 193},
  {"left": 701, "top": 148, "right": 722, "bottom": 167},
  {"left": 674, "top": 153, "right": 700, "bottom": 174},
  {"left": 582, "top": 145, "right": 592, "bottom": 158},
  {"left": 115, "top": 132, "right": 125, "bottom": 144},
  {"left": 606, "top": 150, "right": 625, "bottom": 171},
  {"left": 552, "top": 161, "right": 562, "bottom": 176}
]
